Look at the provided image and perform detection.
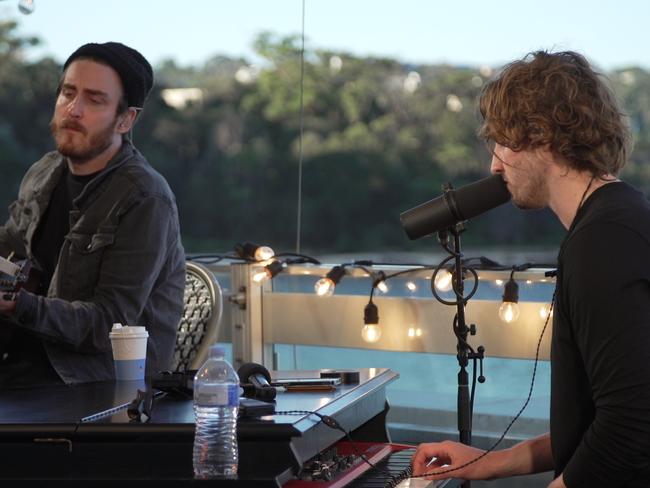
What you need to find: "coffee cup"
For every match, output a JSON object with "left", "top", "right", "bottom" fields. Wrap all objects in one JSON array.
[{"left": 109, "top": 323, "right": 149, "bottom": 380}]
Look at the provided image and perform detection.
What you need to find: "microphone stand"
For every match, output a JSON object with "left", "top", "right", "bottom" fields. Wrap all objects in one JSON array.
[{"left": 434, "top": 223, "right": 485, "bottom": 488}]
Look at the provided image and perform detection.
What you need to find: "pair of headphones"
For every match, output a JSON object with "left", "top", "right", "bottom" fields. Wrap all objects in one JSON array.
[
  {"left": 152, "top": 362, "right": 277, "bottom": 402},
  {"left": 237, "top": 362, "right": 276, "bottom": 402}
]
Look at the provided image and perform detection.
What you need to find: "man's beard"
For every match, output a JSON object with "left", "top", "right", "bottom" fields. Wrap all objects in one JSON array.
[
  {"left": 510, "top": 173, "right": 548, "bottom": 210},
  {"left": 49, "top": 117, "right": 118, "bottom": 164},
  {"left": 505, "top": 159, "right": 550, "bottom": 210}
]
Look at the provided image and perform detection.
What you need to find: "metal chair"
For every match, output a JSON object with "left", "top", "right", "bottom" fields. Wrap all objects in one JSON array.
[{"left": 171, "top": 260, "right": 223, "bottom": 372}]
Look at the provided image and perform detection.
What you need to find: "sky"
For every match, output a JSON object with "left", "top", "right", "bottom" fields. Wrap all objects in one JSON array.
[{"left": 5, "top": 0, "right": 650, "bottom": 70}]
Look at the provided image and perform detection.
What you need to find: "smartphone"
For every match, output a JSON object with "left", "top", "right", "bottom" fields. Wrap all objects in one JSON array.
[{"left": 271, "top": 377, "right": 342, "bottom": 388}]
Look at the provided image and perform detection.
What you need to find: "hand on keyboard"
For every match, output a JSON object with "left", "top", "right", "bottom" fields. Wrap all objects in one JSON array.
[{"left": 412, "top": 440, "right": 490, "bottom": 480}]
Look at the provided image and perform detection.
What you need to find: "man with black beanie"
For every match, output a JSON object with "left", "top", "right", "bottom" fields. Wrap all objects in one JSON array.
[{"left": 0, "top": 42, "right": 185, "bottom": 386}]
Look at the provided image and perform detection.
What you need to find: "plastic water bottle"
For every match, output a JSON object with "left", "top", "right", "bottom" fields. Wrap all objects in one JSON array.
[{"left": 193, "top": 345, "right": 239, "bottom": 479}]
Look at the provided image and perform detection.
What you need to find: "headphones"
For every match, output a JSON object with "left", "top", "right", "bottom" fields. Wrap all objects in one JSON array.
[
  {"left": 237, "top": 362, "right": 277, "bottom": 402},
  {"left": 151, "top": 362, "right": 277, "bottom": 403}
]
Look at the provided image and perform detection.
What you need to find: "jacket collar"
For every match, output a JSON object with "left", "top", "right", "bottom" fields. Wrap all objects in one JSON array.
[{"left": 71, "top": 140, "right": 139, "bottom": 208}]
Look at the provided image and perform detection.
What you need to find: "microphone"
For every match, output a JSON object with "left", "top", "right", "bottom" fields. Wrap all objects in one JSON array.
[
  {"left": 400, "top": 174, "right": 511, "bottom": 240},
  {"left": 237, "top": 362, "right": 277, "bottom": 401}
]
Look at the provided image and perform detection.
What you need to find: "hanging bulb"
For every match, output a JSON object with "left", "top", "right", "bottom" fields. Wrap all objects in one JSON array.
[
  {"left": 314, "top": 277, "right": 335, "bottom": 296},
  {"left": 252, "top": 260, "right": 283, "bottom": 283},
  {"left": 361, "top": 301, "right": 381, "bottom": 342},
  {"left": 498, "top": 301, "right": 520, "bottom": 323},
  {"left": 234, "top": 241, "right": 275, "bottom": 262},
  {"left": 434, "top": 269, "right": 453, "bottom": 292},
  {"left": 406, "top": 281, "right": 417, "bottom": 292},
  {"left": 18, "top": 0, "right": 35, "bottom": 14},
  {"left": 498, "top": 275, "right": 520, "bottom": 323},
  {"left": 314, "top": 265, "right": 345, "bottom": 297},
  {"left": 361, "top": 325, "right": 382, "bottom": 343}
]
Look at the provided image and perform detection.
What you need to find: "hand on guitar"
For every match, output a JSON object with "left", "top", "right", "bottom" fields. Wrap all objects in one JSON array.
[{"left": 0, "top": 292, "right": 16, "bottom": 316}]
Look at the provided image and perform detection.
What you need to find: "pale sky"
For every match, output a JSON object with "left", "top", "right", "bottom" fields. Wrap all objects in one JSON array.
[{"left": 6, "top": 0, "right": 650, "bottom": 70}]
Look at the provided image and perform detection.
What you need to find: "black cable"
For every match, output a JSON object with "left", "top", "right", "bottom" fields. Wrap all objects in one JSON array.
[
  {"left": 186, "top": 253, "right": 234, "bottom": 263},
  {"left": 186, "top": 251, "right": 322, "bottom": 267},
  {"left": 430, "top": 256, "right": 480, "bottom": 306},
  {"left": 275, "top": 252, "right": 321, "bottom": 265},
  {"left": 186, "top": 252, "right": 259, "bottom": 263},
  {"left": 275, "top": 410, "right": 376, "bottom": 469}
]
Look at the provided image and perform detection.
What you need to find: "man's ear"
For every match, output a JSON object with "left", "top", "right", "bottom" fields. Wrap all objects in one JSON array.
[{"left": 116, "top": 107, "right": 139, "bottom": 134}]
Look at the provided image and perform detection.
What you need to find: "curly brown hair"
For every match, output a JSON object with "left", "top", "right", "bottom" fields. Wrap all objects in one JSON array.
[{"left": 478, "top": 51, "right": 630, "bottom": 177}]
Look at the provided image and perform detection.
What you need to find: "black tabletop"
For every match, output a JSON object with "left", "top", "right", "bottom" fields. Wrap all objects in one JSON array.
[
  {"left": 0, "top": 369, "right": 395, "bottom": 422},
  {"left": 0, "top": 368, "right": 399, "bottom": 484}
]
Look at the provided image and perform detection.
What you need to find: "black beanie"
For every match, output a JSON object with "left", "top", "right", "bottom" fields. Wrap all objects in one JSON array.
[{"left": 63, "top": 42, "right": 153, "bottom": 109}]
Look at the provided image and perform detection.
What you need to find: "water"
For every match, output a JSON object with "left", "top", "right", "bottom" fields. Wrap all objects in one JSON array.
[
  {"left": 193, "top": 346, "right": 239, "bottom": 479},
  {"left": 193, "top": 403, "right": 239, "bottom": 478}
]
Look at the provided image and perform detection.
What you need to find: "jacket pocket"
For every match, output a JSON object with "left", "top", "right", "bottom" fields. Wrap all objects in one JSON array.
[
  {"left": 61, "top": 230, "right": 116, "bottom": 298},
  {"left": 69, "top": 231, "right": 115, "bottom": 254}
]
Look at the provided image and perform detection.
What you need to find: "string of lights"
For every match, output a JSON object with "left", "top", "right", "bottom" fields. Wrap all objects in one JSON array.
[{"left": 189, "top": 245, "right": 555, "bottom": 337}]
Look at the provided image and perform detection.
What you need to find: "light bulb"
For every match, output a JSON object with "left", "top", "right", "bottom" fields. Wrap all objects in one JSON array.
[
  {"left": 498, "top": 301, "right": 520, "bottom": 323},
  {"left": 376, "top": 280, "right": 389, "bottom": 293},
  {"left": 498, "top": 275, "right": 520, "bottom": 323},
  {"left": 18, "top": 0, "right": 35, "bottom": 14},
  {"left": 361, "top": 325, "right": 382, "bottom": 343},
  {"left": 314, "top": 265, "right": 346, "bottom": 297},
  {"left": 406, "top": 281, "right": 417, "bottom": 292},
  {"left": 254, "top": 246, "right": 274, "bottom": 261},
  {"left": 251, "top": 260, "right": 283, "bottom": 283},
  {"left": 314, "top": 277, "right": 335, "bottom": 296},
  {"left": 234, "top": 241, "right": 274, "bottom": 261},
  {"left": 252, "top": 268, "right": 269, "bottom": 283},
  {"left": 434, "top": 269, "right": 453, "bottom": 292}
]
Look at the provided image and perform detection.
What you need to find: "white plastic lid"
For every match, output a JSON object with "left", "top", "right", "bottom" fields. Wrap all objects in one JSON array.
[{"left": 109, "top": 325, "right": 149, "bottom": 338}]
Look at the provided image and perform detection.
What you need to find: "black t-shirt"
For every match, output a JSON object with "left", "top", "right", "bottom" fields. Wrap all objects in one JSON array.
[
  {"left": 552, "top": 181, "right": 650, "bottom": 487},
  {"left": 32, "top": 166, "right": 96, "bottom": 294},
  {"left": 1, "top": 165, "right": 97, "bottom": 388}
]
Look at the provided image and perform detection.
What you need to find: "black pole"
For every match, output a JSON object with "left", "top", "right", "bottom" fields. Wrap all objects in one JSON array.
[{"left": 451, "top": 227, "right": 472, "bottom": 488}]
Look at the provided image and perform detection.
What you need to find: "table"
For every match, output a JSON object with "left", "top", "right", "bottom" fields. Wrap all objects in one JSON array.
[{"left": 0, "top": 368, "right": 398, "bottom": 486}]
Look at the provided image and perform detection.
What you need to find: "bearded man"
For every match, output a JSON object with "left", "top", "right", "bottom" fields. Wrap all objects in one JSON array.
[{"left": 0, "top": 42, "right": 185, "bottom": 387}]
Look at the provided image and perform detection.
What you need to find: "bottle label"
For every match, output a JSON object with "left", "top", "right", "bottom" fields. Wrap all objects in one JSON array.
[{"left": 196, "top": 384, "right": 239, "bottom": 407}]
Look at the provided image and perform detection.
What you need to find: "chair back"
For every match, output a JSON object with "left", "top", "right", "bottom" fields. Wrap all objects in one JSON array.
[{"left": 172, "top": 261, "right": 223, "bottom": 371}]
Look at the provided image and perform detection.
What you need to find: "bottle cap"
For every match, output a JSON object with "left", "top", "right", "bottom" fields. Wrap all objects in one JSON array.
[{"left": 209, "top": 345, "right": 226, "bottom": 358}]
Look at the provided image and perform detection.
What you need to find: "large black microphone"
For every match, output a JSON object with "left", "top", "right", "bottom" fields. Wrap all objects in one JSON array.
[{"left": 400, "top": 174, "right": 511, "bottom": 240}]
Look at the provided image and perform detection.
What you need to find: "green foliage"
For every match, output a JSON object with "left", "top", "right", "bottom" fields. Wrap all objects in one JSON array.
[{"left": 0, "top": 26, "right": 648, "bottom": 254}]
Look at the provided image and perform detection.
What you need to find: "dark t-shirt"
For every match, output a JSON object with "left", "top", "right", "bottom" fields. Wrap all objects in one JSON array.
[
  {"left": 552, "top": 181, "right": 650, "bottom": 487},
  {"left": 1, "top": 166, "right": 97, "bottom": 388},
  {"left": 32, "top": 166, "right": 96, "bottom": 293}
]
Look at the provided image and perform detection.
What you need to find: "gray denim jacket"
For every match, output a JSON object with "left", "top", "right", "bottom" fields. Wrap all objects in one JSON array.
[{"left": 0, "top": 141, "right": 185, "bottom": 383}]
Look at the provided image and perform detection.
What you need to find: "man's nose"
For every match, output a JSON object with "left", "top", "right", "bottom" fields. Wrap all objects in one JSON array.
[
  {"left": 490, "top": 153, "right": 503, "bottom": 175},
  {"left": 66, "top": 97, "right": 83, "bottom": 118}
]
